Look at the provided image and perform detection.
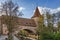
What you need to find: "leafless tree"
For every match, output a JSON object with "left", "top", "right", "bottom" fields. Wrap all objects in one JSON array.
[{"left": 0, "top": 0, "right": 23, "bottom": 40}]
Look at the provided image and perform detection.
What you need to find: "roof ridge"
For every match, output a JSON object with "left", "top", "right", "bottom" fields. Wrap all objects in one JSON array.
[{"left": 32, "top": 7, "right": 41, "bottom": 18}]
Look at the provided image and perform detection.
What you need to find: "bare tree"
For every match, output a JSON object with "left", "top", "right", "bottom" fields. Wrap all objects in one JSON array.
[{"left": 0, "top": 0, "right": 22, "bottom": 40}]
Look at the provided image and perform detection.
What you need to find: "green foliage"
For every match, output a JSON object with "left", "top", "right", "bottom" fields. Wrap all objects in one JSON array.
[
  {"left": 37, "top": 13, "right": 60, "bottom": 40},
  {"left": 38, "top": 31, "right": 60, "bottom": 40},
  {"left": 37, "top": 15, "right": 44, "bottom": 40},
  {"left": 17, "top": 30, "right": 29, "bottom": 40},
  {"left": 40, "top": 32, "right": 54, "bottom": 40},
  {"left": 18, "top": 30, "right": 28, "bottom": 37},
  {"left": 57, "top": 21, "right": 60, "bottom": 31},
  {"left": 46, "top": 12, "right": 52, "bottom": 19},
  {"left": 55, "top": 32, "right": 60, "bottom": 40}
]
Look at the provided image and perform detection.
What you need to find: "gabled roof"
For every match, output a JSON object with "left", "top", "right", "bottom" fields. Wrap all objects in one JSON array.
[{"left": 32, "top": 7, "right": 41, "bottom": 18}]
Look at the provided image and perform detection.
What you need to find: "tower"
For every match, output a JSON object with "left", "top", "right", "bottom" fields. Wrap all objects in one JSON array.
[{"left": 31, "top": 7, "right": 43, "bottom": 25}]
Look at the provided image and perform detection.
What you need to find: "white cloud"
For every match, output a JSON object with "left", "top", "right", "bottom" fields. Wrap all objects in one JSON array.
[
  {"left": 18, "top": 7, "right": 25, "bottom": 11},
  {"left": 37, "top": 6, "right": 60, "bottom": 27},
  {"left": 0, "top": 3, "right": 1, "bottom": 6},
  {"left": 37, "top": 6, "right": 60, "bottom": 14}
]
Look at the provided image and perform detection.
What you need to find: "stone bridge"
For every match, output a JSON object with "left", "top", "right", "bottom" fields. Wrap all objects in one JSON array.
[{"left": 14, "top": 26, "right": 37, "bottom": 34}]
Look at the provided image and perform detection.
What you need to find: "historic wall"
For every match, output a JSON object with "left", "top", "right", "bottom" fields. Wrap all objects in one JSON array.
[{"left": 13, "top": 25, "right": 37, "bottom": 34}]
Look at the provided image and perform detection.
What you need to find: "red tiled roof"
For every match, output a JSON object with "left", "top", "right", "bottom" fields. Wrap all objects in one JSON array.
[
  {"left": 17, "top": 18, "right": 36, "bottom": 27},
  {"left": 32, "top": 7, "right": 41, "bottom": 18},
  {"left": 0, "top": 16, "right": 36, "bottom": 27}
]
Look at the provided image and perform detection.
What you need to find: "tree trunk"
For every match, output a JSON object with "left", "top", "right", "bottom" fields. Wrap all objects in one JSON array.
[{"left": 8, "top": 33, "right": 13, "bottom": 40}]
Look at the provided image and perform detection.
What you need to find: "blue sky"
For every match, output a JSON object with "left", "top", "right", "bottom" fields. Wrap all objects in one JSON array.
[{"left": 0, "top": 0, "right": 60, "bottom": 18}]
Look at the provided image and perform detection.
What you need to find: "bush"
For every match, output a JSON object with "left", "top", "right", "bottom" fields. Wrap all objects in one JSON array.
[
  {"left": 38, "top": 32, "right": 60, "bottom": 40},
  {"left": 39, "top": 32, "right": 54, "bottom": 40},
  {"left": 55, "top": 32, "right": 60, "bottom": 40}
]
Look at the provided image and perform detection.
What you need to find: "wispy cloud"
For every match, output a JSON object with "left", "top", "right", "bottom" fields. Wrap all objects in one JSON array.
[{"left": 18, "top": 7, "right": 25, "bottom": 11}]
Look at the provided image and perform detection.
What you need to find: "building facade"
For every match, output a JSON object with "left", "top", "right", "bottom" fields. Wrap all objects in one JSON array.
[{"left": 0, "top": 7, "right": 43, "bottom": 35}]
